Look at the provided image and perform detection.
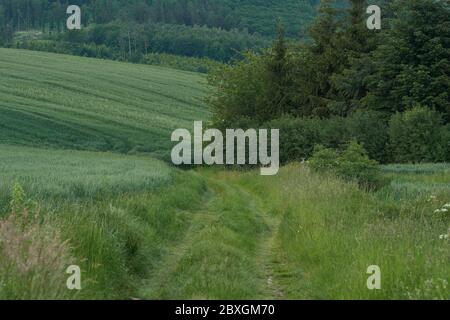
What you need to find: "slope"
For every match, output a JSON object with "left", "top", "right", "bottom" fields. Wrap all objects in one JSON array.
[{"left": 0, "top": 48, "right": 209, "bottom": 158}]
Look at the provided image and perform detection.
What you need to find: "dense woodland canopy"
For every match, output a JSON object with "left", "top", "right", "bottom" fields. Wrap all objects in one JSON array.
[
  {"left": 0, "top": 1, "right": 350, "bottom": 62},
  {"left": 0, "top": 0, "right": 340, "bottom": 36},
  {"left": 209, "top": 0, "right": 450, "bottom": 164},
  {"left": 1, "top": 0, "right": 326, "bottom": 62}
]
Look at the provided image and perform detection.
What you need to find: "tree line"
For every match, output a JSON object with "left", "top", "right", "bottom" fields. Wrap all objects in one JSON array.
[
  {"left": 0, "top": 0, "right": 339, "bottom": 40},
  {"left": 14, "top": 21, "right": 269, "bottom": 63},
  {"left": 208, "top": 0, "right": 450, "bottom": 164}
]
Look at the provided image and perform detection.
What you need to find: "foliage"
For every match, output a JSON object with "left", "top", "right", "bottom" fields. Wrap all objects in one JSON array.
[
  {"left": 346, "top": 110, "right": 389, "bottom": 163},
  {"left": 14, "top": 22, "right": 269, "bottom": 63},
  {"left": 388, "top": 106, "right": 449, "bottom": 163},
  {"left": 208, "top": 27, "right": 295, "bottom": 128},
  {"left": 142, "top": 52, "right": 223, "bottom": 73},
  {"left": 0, "top": 0, "right": 336, "bottom": 38},
  {"left": 309, "top": 141, "right": 383, "bottom": 189},
  {"left": 266, "top": 110, "right": 388, "bottom": 164},
  {"left": 245, "top": 163, "right": 449, "bottom": 299},
  {"left": 363, "top": 0, "right": 450, "bottom": 122},
  {"left": 207, "top": 0, "right": 449, "bottom": 164}
]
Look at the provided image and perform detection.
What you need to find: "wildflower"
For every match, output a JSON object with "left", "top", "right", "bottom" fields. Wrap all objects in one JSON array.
[
  {"left": 443, "top": 203, "right": 450, "bottom": 208},
  {"left": 442, "top": 208, "right": 448, "bottom": 213},
  {"left": 439, "top": 234, "right": 449, "bottom": 240},
  {"left": 434, "top": 209, "right": 442, "bottom": 213}
]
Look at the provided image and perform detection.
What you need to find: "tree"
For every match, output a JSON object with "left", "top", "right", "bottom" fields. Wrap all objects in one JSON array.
[
  {"left": 330, "top": 0, "right": 380, "bottom": 116},
  {"left": 291, "top": 0, "right": 344, "bottom": 117},
  {"left": 363, "top": 0, "right": 450, "bottom": 122},
  {"left": 264, "top": 23, "right": 293, "bottom": 118},
  {"left": 388, "top": 106, "right": 448, "bottom": 163}
]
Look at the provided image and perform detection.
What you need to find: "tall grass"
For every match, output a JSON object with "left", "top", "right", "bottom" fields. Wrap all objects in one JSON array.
[
  {"left": 140, "top": 170, "right": 269, "bottom": 299},
  {"left": 0, "top": 145, "right": 173, "bottom": 211},
  {"left": 1, "top": 145, "right": 448, "bottom": 299},
  {"left": 239, "top": 164, "right": 449, "bottom": 299},
  {"left": 0, "top": 145, "right": 208, "bottom": 299}
]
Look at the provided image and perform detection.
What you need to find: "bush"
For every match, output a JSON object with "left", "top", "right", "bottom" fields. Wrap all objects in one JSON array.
[
  {"left": 442, "top": 125, "right": 450, "bottom": 162},
  {"left": 347, "top": 110, "right": 389, "bottom": 163},
  {"left": 265, "top": 112, "right": 389, "bottom": 164},
  {"left": 142, "top": 53, "right": 223, "bottom": 73},
  {"left": 388, "top": 106, "right": 447, "bottom": 163},
  {"left": 309, "top": 141, "right": 384, "bottom": 190},
  {"left": 265, "top": 116, "right": 321, "bottom": 163}
]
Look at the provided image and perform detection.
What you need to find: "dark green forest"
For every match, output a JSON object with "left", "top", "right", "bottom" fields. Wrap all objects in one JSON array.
[
  {"left": 0, "top": 1, "right": 347, "bottom": 63},
  {"left": 209, "top": 0, "right": 450, "bottom": 164},
  {"left": 0, "top": 0, "right": 336, "bottom": 36}
]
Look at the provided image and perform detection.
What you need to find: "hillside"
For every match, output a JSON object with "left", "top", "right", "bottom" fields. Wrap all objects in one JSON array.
[
  {"left": 2, "top": 1, "right": 350, "bottom": 66},
  {"left": 0, "top": 47, "right": 448, "bottom": 300},
  {"left": 0, "top": 48, "right": 209, "bottom": 158},
  {"left": 0, "top": 0, "right": 337, "bottom": 37},
  {"left": 229, "top": 0, "right": 321, "bottom": 36}
]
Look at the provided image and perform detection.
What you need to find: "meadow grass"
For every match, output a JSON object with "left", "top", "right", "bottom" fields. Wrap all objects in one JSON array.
[
  {"left": 0, "top": 49, "right": 447, "bottom": 300},
  {"left": 0, "top": 48, "right": 209, "bottom": 158},
  {"left": 0, "top": 148, "right": 448, "bottom": 299},
  {"left": 379, "top": 163, "right": 450, "bottom": 201},
  {"left": 140, "top": 170, "right": 270, "bottom": 299},
  {"left": 236, "top": 164, "right": 449, "bottom": 299},
  {"left": 0, "top": 145, "right": 208, "bottom": 299},
  {"left": 0, "top": 145, "right": 173, "bottom": 211}
]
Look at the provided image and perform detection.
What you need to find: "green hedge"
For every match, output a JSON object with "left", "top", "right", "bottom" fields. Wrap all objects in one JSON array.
[
  {"left": 265, "top": 110, "right": 389, "bottom": 164},
  {"left": 388, "top": 106, "right": 449, "bottom": 163}
]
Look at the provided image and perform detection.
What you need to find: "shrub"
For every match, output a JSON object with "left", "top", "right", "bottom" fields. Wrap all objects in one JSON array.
[
  {"left": 347, "top": 110, "right": 389, "bottom": 163},
  {"left": 309, "top": 141, "right": 384, "bottom": 189},
  {"left": 142, "top": 53, "right": 222, "bottom": 73},
  {"left": 307, "top": 144, "right": 340, "bottom": 171},
  {"left": 0, "top": 185, "right": 75, "bottom": 299},
  {"left": 442, "top": 125, "right": 450, "bottom": 162},
  {"left": 265, "top": 116, "right": 321, "bottom": 164},
  {"left": 266, "top": 115, "right": 384, "bottom": 164},
  {"left": 388, "top": 106, "right": 447, "bottom": 163}
]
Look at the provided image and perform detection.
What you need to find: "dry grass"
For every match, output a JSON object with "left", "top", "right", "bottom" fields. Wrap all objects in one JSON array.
[{"left": 0, "top": 199, "right": 75, "bottom": 299}]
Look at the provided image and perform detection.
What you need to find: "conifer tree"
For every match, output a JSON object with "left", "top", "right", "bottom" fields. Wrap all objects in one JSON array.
[
  {"left": 297, "top": 0, "right": 343, "bottom": 117},
  {"left": 330, "top": 0, "right": 380, "bottom": 115},
  {"left": 364, "top": 0, "right": 450, "bottom": 122},
  {"left": 264, "top": 22, "right": 293, "bottom": 118}
]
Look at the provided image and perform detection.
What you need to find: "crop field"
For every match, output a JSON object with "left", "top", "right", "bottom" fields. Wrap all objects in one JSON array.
[
  {"left": 0, "top": 145, "right": 173, "bottom": 211},
  {"left": 0, "top": 48, "right": 208, "bottom": 158},
  {"left": 0, "top": 49, "right": 448, "bottom": 300}
]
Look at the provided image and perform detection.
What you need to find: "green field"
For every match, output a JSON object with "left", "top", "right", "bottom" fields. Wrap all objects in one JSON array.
[
  {"left": 0, "top": 48, "right": 208, "bottom": 158},
  {"left": 0, "top": 49, "right": 448, "bottom": 300}
]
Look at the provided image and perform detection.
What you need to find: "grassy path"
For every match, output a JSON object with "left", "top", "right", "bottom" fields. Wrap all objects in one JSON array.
[
  {"left": 236, "top": 186, "right": 285, "bottom": 299},
  {"left": 139, "top": 170, "right": 286, "bottom": 300},
  {"left": 139, "top": 164, "right": 450, "bottom": 300}
]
